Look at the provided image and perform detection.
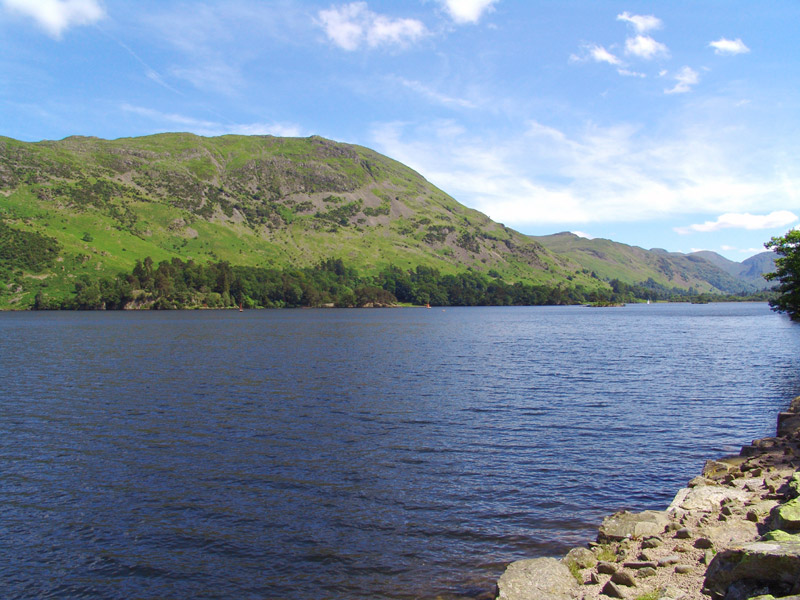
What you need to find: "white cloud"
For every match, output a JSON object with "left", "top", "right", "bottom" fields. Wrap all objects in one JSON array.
[
  {"left": 370, "top": 117, "right": 800, "bottom": 230},
  {"left": 317, "top": 2, "right": 426, "bottom": 51},
  {"left": 571, "top": 45, "right": 650, "bottom": 78},
  {"left": 709, "top": 37, "right": 750, "bottom": 56},
  {"left": 618, "top": 68, "right": 646, "bottom": 78},
  {"left": 616, "top": 12, "right": 662, "bottom": 34},
  {"left": 625, "top": 35, "right": 669, "bottom": 60},
  {"left": 675, "top": 211, "right": 798, "bottom": 234},
  {"left": 120, "top": 104, "right": 302, "bottom": 138},
  {"left": 588, "top": 44, "right": 621, "bottom": 66},
  {"left": 2, "top": 0, "right": 104, "bottom": 38},
  {"left": 571, "top": 231, "right": 595, "bottom": 239},
  {"left": 437, "top": 0, "right": 498, "bottom": 24},
  {"left": 665, "top": 66, "right": 699, "bottom": 94}
]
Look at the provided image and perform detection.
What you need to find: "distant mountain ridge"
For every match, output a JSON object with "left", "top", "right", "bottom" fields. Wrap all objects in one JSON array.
[
  {"left": 532, "top": 232, "right": 775, "bottom": 294},
  {"left": 690, "top": 250, "right": 776, "bottom": 287},
  {"left": 0, "top": 133, "right": 775, "bottom": 307}
]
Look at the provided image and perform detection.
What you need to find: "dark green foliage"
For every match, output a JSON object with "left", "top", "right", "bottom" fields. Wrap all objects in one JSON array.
[
  {"left": 70, "top": 257, "right": 600, "bottom": 310},
  {"left": 456, "top": 230, "right": 480, "bottom": 253},
  {"left": 0, "top": 221, "right": 60, "bottom": 271},
  {"left": 765, "top": 230, "right": 800, "bottom": 320},
  {"left": 314, "top": 200, "right": 363, "bottom": 227},
  {"left": 31, "top": 254, "right": 771, "bottom": 311},
  {"left": 363, "top": 201, "right": 390, "bottom": 217},
  {"left": 423, "top": 225, "right": 453, "bottom": 244}
]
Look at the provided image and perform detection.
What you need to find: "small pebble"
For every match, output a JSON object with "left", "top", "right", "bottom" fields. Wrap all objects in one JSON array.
[
  {"left": 675, "top": 527, "right": 692, "bottom": 539},
  {"left": 675, "top": 564, "right": 693, "bottom": 574}
]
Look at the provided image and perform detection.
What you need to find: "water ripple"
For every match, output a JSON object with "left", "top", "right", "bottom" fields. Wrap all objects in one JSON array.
[{"left": 1, "top": 304, "right": 799, "bottom": 599}]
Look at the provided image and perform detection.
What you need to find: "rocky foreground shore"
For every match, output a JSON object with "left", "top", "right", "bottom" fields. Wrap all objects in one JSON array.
[{"left": 495, "top": 396, "right": 800, "bottom": 600}]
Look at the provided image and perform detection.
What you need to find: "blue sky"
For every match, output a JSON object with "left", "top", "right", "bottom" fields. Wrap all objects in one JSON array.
[{"left": 2, "top": 0, "right": 799, "bottom": 261}]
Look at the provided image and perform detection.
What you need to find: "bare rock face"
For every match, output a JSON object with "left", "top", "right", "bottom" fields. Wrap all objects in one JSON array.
[
  {"left": 598, "top": 510, "right": 670, "bottom": 542},
  {"left": 495, "top": 558, "right": 580, "bottom": 600},
  {"left": 667, "top": 486, "right": 751, "bottom": 514},
  {"left": 704, "top": 539, "right": 800, "bottom": 598}
]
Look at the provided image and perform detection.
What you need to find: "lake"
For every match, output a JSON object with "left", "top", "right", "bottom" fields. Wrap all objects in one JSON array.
[{"left": 1, "top": 303, "right": 799, "bottom": 599}]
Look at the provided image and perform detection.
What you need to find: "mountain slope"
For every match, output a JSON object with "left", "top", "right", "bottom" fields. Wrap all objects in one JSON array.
[
  {"left": 0, "top": 133, "right": 594, "bottom": 307},
  {"left": 739, "top": 251, "right": 777, "bottom": 284},
  {"left": 691, "top": 250, "right": 775, "bottom": 287},
  {"left": 0, "top": 133, "right": 768, "bottom": 308},
  {"left": 532, "top": 233, "right": 765, "bottom": 293}
]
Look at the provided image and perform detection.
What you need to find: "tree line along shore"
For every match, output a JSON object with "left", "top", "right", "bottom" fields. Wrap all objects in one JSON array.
[{"left": 26, "top": 256, "right": 771, "bottom": 310}]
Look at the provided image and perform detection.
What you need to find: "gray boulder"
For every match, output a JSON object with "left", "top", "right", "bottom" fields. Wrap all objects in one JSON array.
[
  {"left": 496, "top": 557, "right": 580, "bottom": 600},
  {"left": 704, "top": 539, "right": 800, "bottom": 598},
  {"left": 564, "top": 546, "right": 597, "bottom": 569},
  {"left": 598, "top": 510, "right": 670, "bottom": 542}
]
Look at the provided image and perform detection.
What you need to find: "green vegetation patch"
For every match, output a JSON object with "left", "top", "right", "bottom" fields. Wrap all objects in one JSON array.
[{"left": 0, "top": 221, "right": 61, "bottom": 272}]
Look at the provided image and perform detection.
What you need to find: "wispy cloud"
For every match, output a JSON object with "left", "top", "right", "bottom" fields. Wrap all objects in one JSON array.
[
  {"left": 575, "top": 11, "right": 668, "bottom": 78},
  {"left": 665, "top": 66, "right": 699, "bottom": 94},
  {"left": 1, "top": 0, "right": 105, "bottom": 38},
  {"left": 317, "top": 2, "right": 426, "bottom": 51},
  {"left": 170, "top": 62, "right": 245, "bottom": 95},
  {"left": 570, "top": 44, "right": 651, "bottom": 79},
  {"left": 618, "top": 68, "right": 646, "bottom": 78},
  {"left": 121, "top": 104, "right": 303, "bottom": 138},
  {"left": 709, "top": 37, "right": 750, "bottom": 56},
  {"left": 616, "top": 11, "right": 661, "bottom": 34},
  {"left": 675, "top": 211, "right": 798, "bottom": 234},
  {"left": 392, "top": 77, "right": 477, "bottom": 108},
  {"left": 371, "top": 116, "right": 800, "bottom": 229},
  {"left": 137, "top": 2, "right": 309, "bottom": 95},
  {"left": 587, "top": 44, "right": 621, "bottom": 66},
  {"left": 437, "top": 0, "right": 499, "bottom": 25}
]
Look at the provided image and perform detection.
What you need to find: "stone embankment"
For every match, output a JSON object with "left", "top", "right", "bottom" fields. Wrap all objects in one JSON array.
[{"left": 496, "top": 396, "right": 800, "bottom": 600}]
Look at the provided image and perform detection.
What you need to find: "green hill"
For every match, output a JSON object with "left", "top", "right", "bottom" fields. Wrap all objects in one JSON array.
[
  {"left": 690, "top": 250, "right": 776, "bottom": 288},
  {"left": 0, "top": 133, "right": 597, "bottom": 308},
  {"left": 532, "top": 232, "right": 768, "bottom": 294},
  {"left": 0, "top": 133, "right": 766, "bottom": 309}
]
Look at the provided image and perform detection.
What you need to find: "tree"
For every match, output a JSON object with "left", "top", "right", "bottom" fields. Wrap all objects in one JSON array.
[{"left": 764, "top": 229, "right": 800, "bottom": 321}]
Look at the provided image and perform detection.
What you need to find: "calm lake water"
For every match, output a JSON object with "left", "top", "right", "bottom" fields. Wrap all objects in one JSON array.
[{"left": 2, "top": 303, "right": 799, "bottom": 599}]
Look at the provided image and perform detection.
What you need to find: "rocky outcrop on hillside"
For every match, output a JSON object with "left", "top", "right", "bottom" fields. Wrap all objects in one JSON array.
[{"left": 496, "top": 396, "right": 800, "bottom": 600}]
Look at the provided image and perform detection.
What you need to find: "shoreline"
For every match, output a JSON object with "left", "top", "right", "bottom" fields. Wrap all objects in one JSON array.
[{"left": 496, "top": 395, "right": 800, "bottom": 600}]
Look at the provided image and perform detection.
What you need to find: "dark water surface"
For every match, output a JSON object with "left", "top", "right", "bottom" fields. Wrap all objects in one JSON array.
[{"left": 2, "top": 303, "right": 800, "bottom": 599}]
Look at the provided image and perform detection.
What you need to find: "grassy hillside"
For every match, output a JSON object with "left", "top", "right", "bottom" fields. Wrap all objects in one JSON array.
[
  {"left": 0, "top": 133, "right": 766, "bottom": 309},
  {"left": 1, "top": 133, "right": 599, "bottom": 308},
  {"left": 532, "top": 233, "right": 765, "bottom": 294}
]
